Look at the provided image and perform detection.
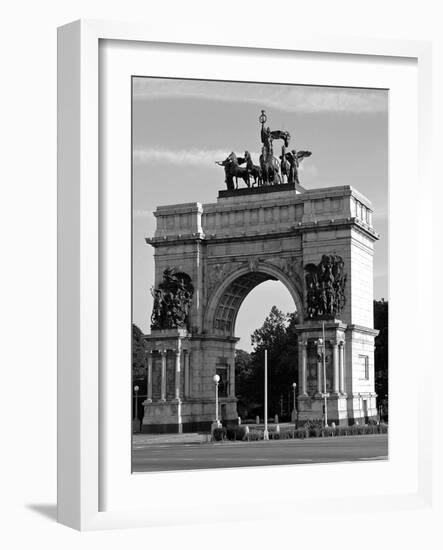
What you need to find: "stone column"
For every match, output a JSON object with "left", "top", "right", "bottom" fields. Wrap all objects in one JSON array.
[
  {"left": 184, "top": 351, "right": 190, "bottom": 398},
  {"left": 298, "top": 340, "right": 307, "bottom": 395},
  {"left": 160, "top": 349, "right": 167, "bottom": 402},
  {"left": 146, "top": 351, "right": 153, "bottom": 402},
  {"left": 175, "top": 349, "right": 181, "bottom": 400},
  {"left": 332, "top": 341, "right": 339, "bottom": 394},
  {"left": 339, "top": 342, "right": 345, "bottom": 394}
]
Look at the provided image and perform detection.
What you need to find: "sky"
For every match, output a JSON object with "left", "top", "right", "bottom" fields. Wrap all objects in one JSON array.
[{"left": 132, "top": 77, "right": 388, "bottom": 351}]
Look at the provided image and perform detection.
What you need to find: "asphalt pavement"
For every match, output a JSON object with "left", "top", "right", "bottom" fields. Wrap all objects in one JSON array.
[{"left": 132, "top": 434, "right": 388, "bottom": 472}]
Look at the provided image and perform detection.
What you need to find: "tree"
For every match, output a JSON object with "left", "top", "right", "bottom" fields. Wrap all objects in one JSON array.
[
  {"left": 374, "top": 299, "right": 388, "bottom": 415},
  {"left": 132, "top": 323, "right": 146, "bottom": 378},
  {"left": 132, "top": 324, "right": 147, "bottom": 417},
  {"left": 235, "top": 306, "right": 299, "bottom": 420},
  {"left": 251, "top": 306, "right": 291, "bottom": 350},
  {"left": 234, "top": 349, "right": 253, "bottom": 418}
]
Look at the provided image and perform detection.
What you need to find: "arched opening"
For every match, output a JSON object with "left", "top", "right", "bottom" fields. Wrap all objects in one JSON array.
[
  {"left": 235, "top": 280, "right": 296, "bottom": 351},
  {"left": 233, "top": 279, "right": 299, "bottom": 421},
  {"left": 213, "top": 271, "right": 277, "bottom": 334},
  {"left": 204, "top": 265, "right": 303, "bottom": 423},
  {"left": 205, "top": 264, "right": 304, "bottom": 338}
]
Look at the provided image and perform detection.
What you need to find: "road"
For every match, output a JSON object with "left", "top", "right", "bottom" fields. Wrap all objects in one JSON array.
[{"left": 132, "top": 434, "right": 388, "bottom": 472}]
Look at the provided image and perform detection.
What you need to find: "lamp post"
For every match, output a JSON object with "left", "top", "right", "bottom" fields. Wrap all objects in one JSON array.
[
  {"left": 133, "top": 385, "right": 139, "bottom": 420},
  {"left": 263, "top": 349, "right": 269, "bottom": 441},
  {"left": 292, "top": 382, "right": 297, "bottom": 426},
  {"left": 213, "top": 374, "right": 221, "bottom": 428}
]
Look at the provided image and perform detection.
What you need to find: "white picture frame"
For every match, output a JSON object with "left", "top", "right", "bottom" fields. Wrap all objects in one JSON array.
[{"left": 57, "top": 19, "right": 433, "bottom": 531}]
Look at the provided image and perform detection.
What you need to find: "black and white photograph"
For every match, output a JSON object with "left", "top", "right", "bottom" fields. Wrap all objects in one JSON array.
[
  {"left": 4, "top": 0, "right": 438, "bottom": 543},
  {"left": 131, "top": 77, "right": 389, "bottom": 472}
]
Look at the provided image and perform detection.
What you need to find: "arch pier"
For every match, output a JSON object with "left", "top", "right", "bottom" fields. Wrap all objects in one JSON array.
[{"left": 142, "top": 184, "right": 379, "bottom": 432}]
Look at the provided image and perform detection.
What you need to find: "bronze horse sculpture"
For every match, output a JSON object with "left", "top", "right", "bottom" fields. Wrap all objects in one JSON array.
[
  {"left": 216, "top": 110, "right": 311, "bottom": 190},
  {"left": 244, "top": 151, "right": 262, "bottom": 186},
  {"left": 216, "top": 152, "right": 250, "bottom": 189},
  {"left": 259, "top": 151, "right": 281, "bottom": 185}
]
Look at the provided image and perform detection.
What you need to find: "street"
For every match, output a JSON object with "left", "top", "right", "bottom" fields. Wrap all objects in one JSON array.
[{"left": 132, "top": 434, "right": 388, "bottom": 472}]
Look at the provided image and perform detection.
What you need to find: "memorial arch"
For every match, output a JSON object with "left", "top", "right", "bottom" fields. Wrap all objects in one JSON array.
[{"left": 141, "top": 183, "right": 379, "bottom": 433}]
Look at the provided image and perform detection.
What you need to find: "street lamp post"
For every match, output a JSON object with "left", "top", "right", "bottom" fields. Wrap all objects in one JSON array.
[
  {"left": 292, "top": 382, "right": 297, "bottom": 427},
  {"left": 213, "top": 374, "right": 221, "bottom": 428},
  {"left": 263, "top": 349, "right": 269, "bottom": 440},
  {"left": 132, "top": 385, "right": 140, "bottom": 434},
  {"left": 133, "top": 385, "right": 139, "bottom": 419}
]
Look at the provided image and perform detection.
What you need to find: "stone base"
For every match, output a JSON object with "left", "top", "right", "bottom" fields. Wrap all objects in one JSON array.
[
  {"left": 296, "top": 393, "right": 377, "bottom": 426},
  {"left": 142, "top": 397, "right": 238, "bottom": 433},
  {"left": 141, "top": 420, "right": 213, "bottom": 434},
  {"left": 347, "top": 393, "right": 378, "bottom": 425},
  {"left": 218, "top": 182, "right": 305, "bottom": 199}
]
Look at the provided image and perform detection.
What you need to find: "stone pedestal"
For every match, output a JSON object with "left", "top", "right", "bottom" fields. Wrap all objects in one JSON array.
[
  {"left": 141, "top": 328, "right": 239, "bottom": 433},
  {"left": 295, "top": 320, "right": 378, "bottom": 425}
]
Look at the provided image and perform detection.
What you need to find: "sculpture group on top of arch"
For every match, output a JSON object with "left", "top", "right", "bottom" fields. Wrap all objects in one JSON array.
[{"left": 216, "top": 109, "right": 312, "bottom": 190}]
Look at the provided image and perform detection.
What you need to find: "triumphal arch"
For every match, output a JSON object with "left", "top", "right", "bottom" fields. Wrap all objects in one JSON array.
[{"left": 141, "top": 111, "right": 379, "bottom": 433}]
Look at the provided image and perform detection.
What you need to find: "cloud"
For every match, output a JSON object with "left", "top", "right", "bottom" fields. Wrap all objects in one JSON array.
[
  {"left": 133, "top": 148, "right": 320, "bottom": 189},
  {"left": 373, "top": 203, "right": 388, "bottom": 220},
  {"left": 298, "top": 162, "right": 319, "bottom": 178},
  {"left": 133, "top": 78, "right": 387, "bottom": 114},
  {"left": 133, "top": 209, "right": 155, "bottom": 219},
  {"left": 133, "top": 148, "right": 260, "bottom": 166}
]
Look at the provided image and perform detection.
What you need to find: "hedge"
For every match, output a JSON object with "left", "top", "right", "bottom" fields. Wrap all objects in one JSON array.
[{"left": 213, "top": 422, "right": 388, "bottom": 442}]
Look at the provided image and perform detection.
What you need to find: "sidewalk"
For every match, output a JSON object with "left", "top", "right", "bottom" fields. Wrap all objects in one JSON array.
[{"left": 132, "top": 432, "right": 211, "bottom": 445}]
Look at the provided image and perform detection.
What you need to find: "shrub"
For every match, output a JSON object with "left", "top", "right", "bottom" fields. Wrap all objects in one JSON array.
[
  {"left": 303, "top": 419, "right": 323, "bottom": 437},
  {"left": 226, "top": 426, "right": 249, "bottom": 441},
  {"left": 365, "top": 424, "right": 378, "bottom": 434},
  {"left": 212, "top": 427, "right": 226, "bottom": 441},
  {"left": 322, "top": 427, "right": 334, "bottom": 437},
  {"left": 294, "top": 427, "right": 308, "bottom": 439},
  {"left": 349, "top": 424, "right": 359, "bottom": 436},
  {"left": 378, "top": 423, "right": 388, "bottom": 434},
  {"left": 225, "top": 428, "right": 236, "bottom": 441},
  {"left": 268, "top": 428, "right": 296, "bottom": 440}
]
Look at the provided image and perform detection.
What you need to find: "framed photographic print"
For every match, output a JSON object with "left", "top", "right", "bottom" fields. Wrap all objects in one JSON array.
[
  {"left": 130, "top": 76, "right": 387, "bottom": 472},
  {"left": 57, "top": 20, "right": 433, "bottom": 531}
]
